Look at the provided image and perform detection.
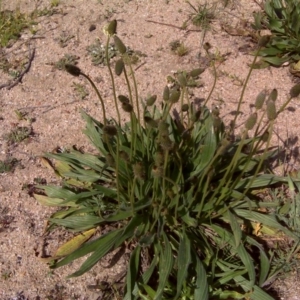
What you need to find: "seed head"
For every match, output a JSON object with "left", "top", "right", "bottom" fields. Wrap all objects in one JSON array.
[
  {"left": 177, "top": 73, "right": 187, "bottom": 87},
  {"left": 158, "top": 121, "right": 169, "bottom": 133},
  {"left": 189, "top": 68, "right": 205, "bottom": 78},
  {"left": 119, "top": 151, "right": 129, "bottom": 162},
  {"left": 255, "top": 91, "right": 266, "bottom": 110},
  {"left": 160, "top": 135, "right": 173, "bottom": 151},
  {"left": 118, "top": 95, "right": 130, "bottom": 104},
  {"left": 290, "top": 84, "right": 300, "bottom": 98},
  {"left": 115, "top": 59, "right": 124, "bottom": 76},
  {"left": 245, "top": 112, "right": 257, "bottom": 130},
  {"left": 114, "top": 35, "right": 127, "bottom": 54},
  {"left": 169, "top": 88, "right": 180, "bottom": 103},
  {"left": 65, "top": 64, "right": 81, "bottom": 77},
  {"left": 181, "top": 104, "right": 189, "bottom": 112},
  {"left": 268, "top": 89, "right": 278, "bottom": 102},
  {"left": 122, "top": 102, "right": 133, "bottom": 113},
  {"left": 258, "top": 35, "right": 271, "bottom": 47},
  {"left": 146, "top": 95, "right": 157, "bottom": 106},
  {"left": 154, "top": 151, "right": 164, "bottom": 166},
  {"left": 103, "top": 19, "right": 117, "bottom": 36},
  {"left": 266, "top": 100, "right": 276, "bottom": 121},
  {"left": 144, "top": 116, "right": 157, "bottom": 128},
  {"left": 103, "top": 125, "right": 117, "bottom": 136},
  {"left": 203, "top": 42, "right": 212, "bottom": 52},
  {"left": 191, "top": 109, "right": 201, "bottom": 122},
  {"left": 151, "top": 165, "right": 163, "bottom": 178},
  {"left": 163, "top": 86, "right": 170, "bottom": 101},
  {"left": 261, "top": 130, "right": 270, "bottom": 143},
  {"left": 133, "top": 162, "right": 145, "bottom": 180}
]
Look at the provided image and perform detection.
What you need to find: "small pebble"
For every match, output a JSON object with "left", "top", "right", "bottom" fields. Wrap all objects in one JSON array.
[{"left": 89, "top": 24, "right": 96, "bottom": 32}]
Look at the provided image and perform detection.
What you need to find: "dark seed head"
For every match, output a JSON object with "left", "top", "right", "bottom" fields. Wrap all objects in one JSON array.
[
  {"left": 122, "top": 102, "right": 133, "bottom": 113},
  {"left": 181, "top": 104, "right": 189, "bottom": 112},
  {"left": 261, "top": 130, "right": 270, "bottom": 143},
  {"left": 65, "top": 64, "right": 81, "bottom": 76},
  {"left": 191, "top": 109, "right": 201, "bottom": 122},
  {"left": 118, "top": 95, "right": 130, "bottom": 104},
  {"left": 103, "top": 125, "right": 117, "bottom": 136},
  {"left": 203, "top": 42, "right": 212, "bottom": 52},
  {"left": 144, "top": 116, "right": 157, "bottom": 128},
  {"left": 258, "top": 35, "right": 271, "bottom": 47}
]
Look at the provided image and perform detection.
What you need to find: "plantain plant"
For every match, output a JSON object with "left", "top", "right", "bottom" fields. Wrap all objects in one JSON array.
[
  {"left": 35, "top": 20, "right": 300, "bottom": 299},
  {"left": 252, "top": 0, "right": 300, "bottom": 67}
]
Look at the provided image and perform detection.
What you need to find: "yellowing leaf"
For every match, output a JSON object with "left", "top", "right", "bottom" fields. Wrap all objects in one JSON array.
[
  {"left": 40, "top": 157, "right": 55, "bottom": 171},
  {"left": 253, "top": 222, "right": 262, "bottom": 236},
  {"left": 34, "top": 194, "right": 77, "bottom": 207},
  {"left": 54, "top": 228, "right": 96, "bottom": 258},
  {"left": 55, "top": 160, "right": 72, "bottom": 176},
  {"left": 66, "top": 178, "right": 92, "bottom": 188}
]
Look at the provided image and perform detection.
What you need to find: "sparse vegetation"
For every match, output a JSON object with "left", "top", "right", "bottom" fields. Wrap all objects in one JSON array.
[
  {"left": 3, "top": 126, "right": 33, "bottom": 145},
  {"left": 169, "top": 40, "right": 189, "bottom": 56},
  {"left": 186, "top": 1, "right": 217, "bottom": 29},
  {"left": 253, "top": 0, "right": 300, "bottom": 68},
  {"left": 72, "top": 82, "right": 89, "bottom": 100},
  {"left": 53, "top": 54, "right": 79, "bottom": 70},
  {"left": 0, "top": 157, "right": 20, "bottom": 173},
  {"left": 0, "top": 7, "right": 36, "bottom": 47},
  {"left": 55, "top": 31, "right": 75, "bottom": 48}
]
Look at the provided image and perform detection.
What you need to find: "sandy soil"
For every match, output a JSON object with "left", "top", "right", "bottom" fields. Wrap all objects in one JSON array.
[{"left": 1, "top": 0, "right": 300, "bottom": 299}]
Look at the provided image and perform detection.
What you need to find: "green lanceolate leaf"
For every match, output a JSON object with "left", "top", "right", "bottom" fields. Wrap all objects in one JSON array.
[
  {"left": 175, "top": 231, "right": 191, "bottom": 299},
  {"left": 155, "top": 233, "right": 174, "bottom": 300},
  {"left": 53, "top": 228, "right": 122, "bottom": 269},
  {"left": 38, "top": 185, "right": 76, "bottom": 198},
  {"left": 212, "top": 224, "right": 256, "bottom": 286},
  {"left": 190, "top": 109, "right": 217, "bottom": 178},
  {"left": 234, "top": 209, "right": 296, "bottom": 239},
  {"left": 125, "top": 246, "right": 141, "bottom": 299},
  {"left": 194, "top": 254, "right": 209, "bottom": 300},
  {"left": 227, "top": 210, "right": 242, "bottom": 248},
  {"left": 50, "top": 214, "right": 103, "bottom": 231},
  {"left": 246, "top": 236, "right": 270, "bottom": 287},
  {"left": 68, "top": 229, "right": 123, "bottom": 277}
]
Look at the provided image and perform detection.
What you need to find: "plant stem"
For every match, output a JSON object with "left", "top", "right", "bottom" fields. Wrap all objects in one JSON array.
[
  {"left": 127, "top": 61, "right": 142, "bottom": 157},
  {"left": 232, "top": 46, "right": 261, "bottom": 127},
  {"left": 105, "top": 36, "right": 121, "bottom": 125},
  {"left": 80, "top": 72, "right": 107, "bottom": 125}
]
